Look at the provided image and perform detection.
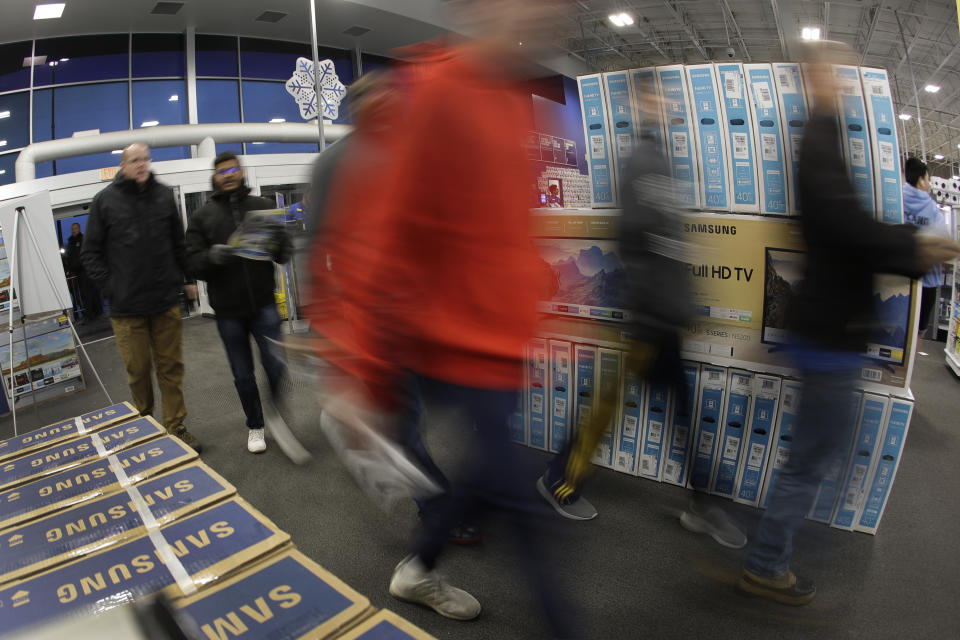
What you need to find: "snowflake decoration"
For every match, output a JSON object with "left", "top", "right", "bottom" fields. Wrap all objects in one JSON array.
[{"left": 285, "top": 57, "right": 347, "bottom": 121}]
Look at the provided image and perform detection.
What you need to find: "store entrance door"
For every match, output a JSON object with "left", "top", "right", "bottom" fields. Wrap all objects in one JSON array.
[{"left": 256, "top": 181, "right": 310, "bottom": 332}]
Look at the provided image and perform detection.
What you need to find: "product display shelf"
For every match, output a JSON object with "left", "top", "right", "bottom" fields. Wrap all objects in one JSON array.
[{"left": 944, "top": 204, "right": 960, "bottom": 377}]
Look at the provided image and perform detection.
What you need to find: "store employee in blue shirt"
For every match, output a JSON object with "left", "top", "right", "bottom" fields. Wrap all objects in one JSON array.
[{"left": 903, "top": 157, "right": 950, "bottom": 333}]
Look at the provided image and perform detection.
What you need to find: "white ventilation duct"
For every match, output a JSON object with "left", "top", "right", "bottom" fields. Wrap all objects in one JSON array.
[{"left": 15, "top": 122, "right": 351, "bottom": 182}]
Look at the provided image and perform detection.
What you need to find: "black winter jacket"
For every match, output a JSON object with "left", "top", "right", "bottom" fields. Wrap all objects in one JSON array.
[
  {"left": 81, "top": 173, "right": 186, "bottom": 317},
  {"left": 792, "top": 113, "right": 924, "bottom": 351},
  {"left": 184, "top": 186, "right": 291, "bottom": 317}
]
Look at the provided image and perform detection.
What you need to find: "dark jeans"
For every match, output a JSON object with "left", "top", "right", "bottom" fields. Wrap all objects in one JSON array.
[
  {"left": 392, "top": 375, "right": 450, "bottom": 521},
  {"left": 744, "top": 368, "right": 858, "bottom": 577},
  {"left": 215, "top": 304, "right": 286, "bottom": 429}
]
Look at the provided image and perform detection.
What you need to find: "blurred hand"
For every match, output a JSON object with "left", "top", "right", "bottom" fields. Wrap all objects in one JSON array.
[
  {"left": 183, "top": 284, "right": 198, "bottom": 301},
  {"left": 209, "top": 244, "right": 237, "bottom": 265},
  {"left": 916, "top": 235, "right": 960, "bottom": 270}
]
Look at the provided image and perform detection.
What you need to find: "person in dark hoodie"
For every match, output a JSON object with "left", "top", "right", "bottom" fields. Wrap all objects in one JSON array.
[
  {"left": 81, "top": 143, "right": 200, "bottom": 451},
  {"left": 185, "top": 151, "right": 292, "bottom": 454}
]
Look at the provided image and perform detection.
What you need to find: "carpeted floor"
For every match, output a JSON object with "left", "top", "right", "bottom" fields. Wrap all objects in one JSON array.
[{"left": 2, "top": 318, "right": 958, "bottom": 639}]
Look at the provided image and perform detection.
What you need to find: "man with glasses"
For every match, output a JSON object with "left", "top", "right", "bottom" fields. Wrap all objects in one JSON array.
[
  {"left": 82, "top": 143, "right": 201, "bottom": 451},
  {"left": 185, "top": 151, "right": 292, "bottom": 454}
]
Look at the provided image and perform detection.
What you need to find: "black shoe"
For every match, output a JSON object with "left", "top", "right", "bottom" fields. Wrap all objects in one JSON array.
[
  {"left": 447, "top": 523, "right": 482, "bottom": 545},
  {"left": 737, "top": 569, "right": 816, "bottom": 606},
  {"left": 171, "top": 425, "right": 203, "bottom": 454}
]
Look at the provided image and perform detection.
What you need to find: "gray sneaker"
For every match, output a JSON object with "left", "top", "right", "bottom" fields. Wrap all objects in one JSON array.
[
  {"left": 389, "top": 555, "right": 481, "bottom": 621},
  {"left": 536, "top": 475, "right": 598, "bottom": 521},
  {"left": 679, "top": 502, "right": 747, "bottom": 549}
]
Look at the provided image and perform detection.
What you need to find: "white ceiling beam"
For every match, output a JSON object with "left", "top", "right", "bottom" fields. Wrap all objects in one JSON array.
[
  {"left": 859, "top": 2, "right": 883, "bottom": 63},
  {"left": 661, "top": 0, "right": 710, "bottom": 59},
  {"left": 718, "top": 0, "right": 752, "bottom": 61}
]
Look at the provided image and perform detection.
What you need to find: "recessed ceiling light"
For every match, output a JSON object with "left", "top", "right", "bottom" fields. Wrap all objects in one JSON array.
[
  {"left": 111, "top": 149, "right": 123, "bottom": 154},
  {"left": 269, "top": 118, "right": 285, "bottom": 123},
  {"left": 251, "top": 142, "right": 265, "bottom": 145},
  {"left": 0, "top": 170, "right": 6, "bottom": 175},
  {"left": 0, "top": 111, "right": 9, "bottom": 119},
  {"left": 140, "top": 120, "right": 159, "bottom": 127},
  {"left": 0, "top": 140, "right": 7, "bottom": 147},
  {"left": 59, "top": 57, "right": 68, "bottom": 62},
  {"left": 924, "top": 84, "right": 940, "bottom": 93},
  {"left": 899, "top": 113, "right": 912, "bottom": 120},
  {"left": 168, "top": 94, "right": 179, "bottom": 101},
  {"left": 608, "top": 13, "right": 633, "bottom": 27},
  {"left": 934, "top": 154, "right": 945, "bottom": 160},
  {"left": 801, "top": 27, "right": 821, "bottom": 40},
  {"left": 34, "top": 3, "right": 65, "bottom": 20}
]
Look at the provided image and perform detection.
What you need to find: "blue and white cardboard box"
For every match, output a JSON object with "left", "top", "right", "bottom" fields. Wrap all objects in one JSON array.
[
  {"left": 0, "top": 436, "right": 198, "bottom": 533},
  {"left": 832, "top": 392, "right": 890, "bottom": 530},
  {"left": 809, "top": 391, "right": 863, "bottom": 523},
  {"left": 860, "top": 67, "right": 903, "bottom": 224},
  {"left": 175, "top": 549, "right": 373, "bottom": 640},
  {"left": 685, "top": 64, "right": 732, "bottom": 211},
  {"left": 578, "top": 74, "right": 618, "bottom": 207},
  {"left": 656, "top": 65, "right": 701, "bottom": 209},
  {"left": 573, "top": 344, "right": 597, "bottom": 441},
  {"left": 338, "top": 609, "right": 438, "bottom": 640},
  {"left": 662, "top": 362, "right": 700, "bottom": 487},
  {"left": 508, "top": 387, "right": 526, "bottom": 446},
  {"left": 744, "top": 64, "right": 789, "bottom": 215},
  {"left": 855, "top": 397, "right": 913, "bottom": 535},
  {"left": 548, "top": 340, "right": 573, "bottom": 454},
  {"left": 760, "top": 379, "right": 802, "bottom": 509},
  {"left": 689, "top": 365, "right": 728, "bottom": 492},
  {"left": 833, "top": 64, "right": 876, "bottom": 215},
  {"left": 771, "top": 63, "right": 809, "bottom": 215},
  {"left": 603, "top": 71, "right": 640, "bottom": 186},
  {"left": 709, "top": 370, "right": 753, "bottom": 498},
  {"left": 613, "top": 366, "right": 645, "bottom": 475},
  {"left": 638, "top": 382, "right": 672, "bottom": 481},
  {"left": 734, "top": 374, "right": 781, "bottom": 507},
  {"left": 527, "top": 340, "right": 549, "bottom": 451},
  {"left": 591, "top": 348, "right": 622, "bottom": 470},
  {"left": 0, "top": 497, "right": 289, "bottom": 637},
  {"left": 715, "top": 62, "right": 760, "bottom": 213},
  {"left": 628, "top": 67, "right": 667, "bottom": 155}
]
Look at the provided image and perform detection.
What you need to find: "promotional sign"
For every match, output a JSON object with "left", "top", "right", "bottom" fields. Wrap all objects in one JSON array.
[
  {"left": 548, "top": 340, "right": 573, "bottom": 454},
  {"left": 603, "top": 71, "right": 640, "bottom": 185},
  {"left": 0, "top": 316, "right": 83, "bottom": 403},
  {"left": 710, "top": 370, "right": 753, "bottom": 497},
  {"left": 628, "top": 67, "right": 666, "bottom": 154},
  {"left": 656, "top": 65, "right": 701, "bottom": 208},
  {"left": 0, "top": 498, "right": 289, "bottom": 637},
  {"left": 715, "top": 62, "right": 761, "bottom": 212},
  {"left": 0, "top": 437, "right": 197, "bottom": 533},
  {"left": 661, "top": 362, "right": 699, "bottom": 486},
  {"left": 855, "top": 398, "right": 913, "bottom": 534},
  {"left": 689, "top": 365, "right": 728, "bottom": 491},
  {"left": 832, "top": 393, "right": 889, "bottom": 530},
  {"left": 573, "top": 344, "right": 597, "bottom": 441},
  {"left": 337, "top": 609, "right": 438, "bottom": 640},
  {"left": 590, "top": 348, "right": 622, "bottom": 469},
  {"left": 535, "top": 238, "right": 630, "bottom": 323},
  {"left": 761, "top": 379, "right": 801, "bottom": 508},
  {"left": 0, "top": 402, "right": 137, "bottom": 463},
  {"left": 834, "top": 64, "right": 876, "bottom": 215},
  {"left": 638, "top": 383, "right": 672, "bottom": 480},
  {"left": 0, "top": 417, "right": 165, "bottom": 493},
  {"left": 527, "top": 340, "right": 549, "bottom": 450},
  {"left": 771, "top": 63, "right": 809, "bottom": 215},
  {"left": 734, "top": 374, "right": 781, "bottom": 506},
  {"left": 685, "top": 64, "right": 732, "bottom": 211},
  {"left": 0, "top": 463, "right": 235, "bottom": 586},
  {"left": 613, "top": 366, "right": 645, "bottom": 475},
  {"left": 809, "top": 392, "right": 863, "bottom": 523},
  {"left": 175, "top": 550, "right": 372, "bottom": 640},
  {"left": 577, "top": 74, "right": 618, "bottom": 207},
  {"left": 744, "top": 64, "right": 788, "bottom": 215},
  {"left": 860, "top": 67, "right": 903, "bottom": 224}
]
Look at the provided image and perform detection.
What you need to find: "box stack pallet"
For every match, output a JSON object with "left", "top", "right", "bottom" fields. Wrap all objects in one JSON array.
[{"left": 0, "top": 404, "right": 438, "bottom": 639}]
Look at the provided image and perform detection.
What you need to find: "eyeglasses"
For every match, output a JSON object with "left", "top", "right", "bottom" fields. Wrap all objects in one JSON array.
[{"left": 216, "top": 167, "right": 240, "bottom": 176}]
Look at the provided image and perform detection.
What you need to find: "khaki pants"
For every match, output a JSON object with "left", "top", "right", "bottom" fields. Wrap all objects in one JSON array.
[{"left": 111, "top": 305, "right": 187, "bottom": 432}]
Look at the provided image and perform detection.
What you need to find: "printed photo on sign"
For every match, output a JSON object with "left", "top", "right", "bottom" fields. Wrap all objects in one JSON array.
[{"left": 536, "top": 239, "right": 629, "bottom": 322}]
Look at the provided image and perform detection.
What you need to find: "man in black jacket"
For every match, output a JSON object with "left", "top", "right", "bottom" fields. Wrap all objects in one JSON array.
[
  {"left": 65, "top": 222, "right": 102, "bottom": 322},
  {"left": 185, "top": 151, "right": 292, "bottom": 454},
  {"left": 738, "top": 42, "right": 960, "bottom": 606},
  {"left": 81, "top": 143, "right": 200, "bottom": 451}
]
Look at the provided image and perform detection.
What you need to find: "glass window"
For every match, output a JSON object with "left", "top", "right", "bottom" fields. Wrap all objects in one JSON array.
[
  {"left": 0, "top": 41, "right": 34, "bottom": 92},
  {"left": 0, "top": 152, "right": 15, "bottom": 187},
  {"left": 33, "top": 35, "right": 130, "bottom": 86},
  {"left": 0, "top": 91, "right": 30, "bottom": 151},
  {"left": 132, "top": 34, "right": 185, "bottom": 78},
  {"left": 240, "top": 79, "right": 318, "bottom": 155},
  {"left": 197, "top": 79, "right": 243, "bottom": 156},
  {"left": 240, "top": 38, "right": 312, "bottom": 80},
  {"left": 196, "top": 35, "right": 238, "bottom": 77},
  {"left": 132, "top": 80, "right": 188, "bottom": 161}
]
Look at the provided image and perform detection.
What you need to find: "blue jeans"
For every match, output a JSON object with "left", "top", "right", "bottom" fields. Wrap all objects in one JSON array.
[
  {"left": 744, "top": 367, "right": 858, "bottom": 577},
  {"left": 215, "top": 304, "right": 286, "bottom": 429}
]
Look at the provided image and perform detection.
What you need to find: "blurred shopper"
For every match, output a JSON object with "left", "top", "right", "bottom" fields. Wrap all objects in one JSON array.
[
  {"left": 310, "top": 1, "right": 578, "bottom": 632},
  {"left": 66, "top": 222, "right": 102, "bottom": 322},
  {"left": 537, "top": 94, "right": 746, "bottom": 549},
  {"left": 903, "top": 157, "right": 949, "bottom": 334},
  {"left": 184, "top": 151, "right": 292, "bottom": 454},
  {"left": 82, "top": 143, "right": 200, "bottom": 451},
  {"left": 738, "top": 42, "right": 960, "bottom": 606}
]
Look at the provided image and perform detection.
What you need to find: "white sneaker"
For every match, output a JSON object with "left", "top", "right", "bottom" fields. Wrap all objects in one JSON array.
[
  {"left": 247, "top": 428, "right": 266, "bottom": 453},
  {"left": 680, "top": 502, "right": 747, "bottom": 549},
  {"left": 388, "top": 555, "right": 481, "bottom": 620}
]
